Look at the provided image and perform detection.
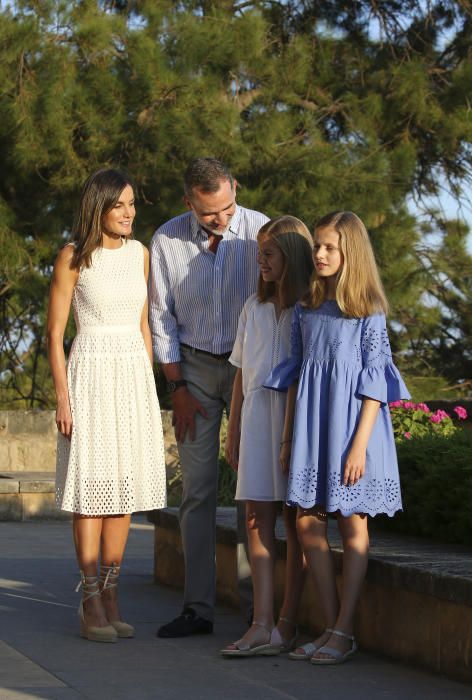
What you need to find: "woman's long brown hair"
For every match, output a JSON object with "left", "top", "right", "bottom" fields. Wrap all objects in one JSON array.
[{"left": 70, "top": 169, "right": 134, "bottom": 270}]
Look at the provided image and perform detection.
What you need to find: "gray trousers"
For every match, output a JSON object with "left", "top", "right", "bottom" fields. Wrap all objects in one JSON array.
[{"left": 178, "top": 345, "right": 251, "bottom": 622}]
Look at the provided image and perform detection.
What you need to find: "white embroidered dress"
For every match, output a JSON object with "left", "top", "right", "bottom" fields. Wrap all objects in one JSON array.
[
  {"left": 55, "top": 239, "right": 167, "bottom": 515},
  {"left": 230, "top": 294, "right": 293, "bottom": 501}
]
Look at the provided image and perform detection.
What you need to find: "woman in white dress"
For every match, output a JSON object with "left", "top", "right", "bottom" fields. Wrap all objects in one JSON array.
[{"left": 47, "top": 169, "right": 166, "bottom": 643}]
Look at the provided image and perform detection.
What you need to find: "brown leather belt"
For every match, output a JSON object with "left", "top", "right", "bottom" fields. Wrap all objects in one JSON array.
[{"left": 180, "top": 343, "right": 232, "bottom": 361}]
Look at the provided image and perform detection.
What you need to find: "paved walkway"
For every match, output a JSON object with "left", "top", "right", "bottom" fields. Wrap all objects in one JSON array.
[{"left": 0, "top": 517, "right": 470, "bottom": 700}]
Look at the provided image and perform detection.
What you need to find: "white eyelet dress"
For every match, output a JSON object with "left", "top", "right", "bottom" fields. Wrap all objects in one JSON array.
[{"left": 55, "top": 239, "right": 167, "bottom": 515}]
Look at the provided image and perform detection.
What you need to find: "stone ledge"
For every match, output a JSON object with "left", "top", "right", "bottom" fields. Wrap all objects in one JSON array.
[
  {"left": 0, "top": 409, "right": 178, "bottom": 474},
  {"left": 148, "top": 507, "right": 472, "bottom": 683},
  {"left": 0, "top": 472, "right": 69, "bottom": 521}
]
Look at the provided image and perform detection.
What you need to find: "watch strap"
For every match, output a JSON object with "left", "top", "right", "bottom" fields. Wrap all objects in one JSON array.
[{"left": 167, "top": 379, "right": 188, "bottom": 393}]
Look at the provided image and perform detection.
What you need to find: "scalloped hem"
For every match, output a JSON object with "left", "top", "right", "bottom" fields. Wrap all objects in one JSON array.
[{"left": 286, "top": 500, "right": 402, "bottom": 518}]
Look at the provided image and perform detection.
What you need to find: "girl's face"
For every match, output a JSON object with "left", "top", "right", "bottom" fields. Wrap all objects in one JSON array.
[
  {"left": 313, "top": 226, "right": 342, "bottom": 279},
  {"left": 102, "top": 184, "right": 135, "bottom": 238},
  {"left": 257, "top": 236, "right": 285, "bottom": 283}
]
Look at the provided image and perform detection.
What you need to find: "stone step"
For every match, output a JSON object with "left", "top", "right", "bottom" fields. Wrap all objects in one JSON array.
[
  {"left": 0, "top": 472, "right": 69, "bottom": 521},
  {"left": 149, "top": 507, "right": 472, "bottom": 684}
]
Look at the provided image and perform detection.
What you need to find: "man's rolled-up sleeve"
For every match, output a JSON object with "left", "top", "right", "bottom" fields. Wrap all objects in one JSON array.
[{"left": 148, "top": 235, "right": 181, "bottom": 363}]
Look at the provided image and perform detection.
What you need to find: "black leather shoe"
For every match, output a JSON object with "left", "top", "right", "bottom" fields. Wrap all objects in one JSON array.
[{"left": 157, "top": 608, "right": 213, "bottom": 638}]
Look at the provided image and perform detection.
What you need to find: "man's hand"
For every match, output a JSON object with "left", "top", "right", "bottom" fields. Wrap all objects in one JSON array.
[{"left": 172, "top": 387, "right": 207, "bottom": 442}]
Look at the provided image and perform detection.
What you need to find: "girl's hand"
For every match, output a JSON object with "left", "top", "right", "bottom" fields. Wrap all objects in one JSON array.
[
  {"left": 343, "top": 445, "right": 366, "bottom": 486},
  {"left": 225, "top": 428, "right": 240, "bottom": 471},
  {"left": 280, "top": 440, "right": 292, "bottom": 473},
  {"left": 56, "top": 400, "right": 73, "bottom": 441}
]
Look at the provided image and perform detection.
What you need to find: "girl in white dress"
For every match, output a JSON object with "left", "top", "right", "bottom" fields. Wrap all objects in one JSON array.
[
  {"left": 221, "top": 216, "right": 313, "bottom": 656},
  {"left": 47, "top": 169, "right": 166, "bottom": 643}
]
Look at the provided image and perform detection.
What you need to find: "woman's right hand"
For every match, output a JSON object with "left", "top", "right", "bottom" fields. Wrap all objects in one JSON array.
[
  {"left": 279, "top": 441, "right": 292, "bottom": 473},
  {"left": 56, "top": 400, "right": 73, "bottom": 440},
  {"left": 225, "top": 427, "right": 240, "bottom": 472}
]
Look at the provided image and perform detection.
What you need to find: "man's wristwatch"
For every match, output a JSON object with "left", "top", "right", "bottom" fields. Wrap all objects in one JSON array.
[{"left": 167, "top": 379, "right": 188, "bottom": 394}]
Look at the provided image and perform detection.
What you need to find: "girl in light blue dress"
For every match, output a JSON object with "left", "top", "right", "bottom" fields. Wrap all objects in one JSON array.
[{"left": 265, "top": 210, "right": 409, "bottom": 665}]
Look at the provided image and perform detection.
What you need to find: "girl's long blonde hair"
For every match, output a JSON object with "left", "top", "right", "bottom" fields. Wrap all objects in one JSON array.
[
  {"left": 302, "top": 210, "right": 388, "bottom": 317},
  {"left": 257, "top": 215, "right": 314, "bottom": 308}
]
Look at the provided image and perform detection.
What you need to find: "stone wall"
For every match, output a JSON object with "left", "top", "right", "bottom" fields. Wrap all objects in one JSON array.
[{"left": 0, "top": 410, "right": 178, "bottom": 474}]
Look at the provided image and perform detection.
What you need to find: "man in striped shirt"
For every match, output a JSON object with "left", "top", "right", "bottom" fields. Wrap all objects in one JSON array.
[{"left": 149, "top": 158, "right": 268, "bottom": 637}]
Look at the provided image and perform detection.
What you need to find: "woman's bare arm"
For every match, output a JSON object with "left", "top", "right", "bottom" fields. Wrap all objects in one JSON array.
[
  {"left": 47, "top": 246, "right": 78, "bottom": 439},
  {"left": 141, "top": 246, "right": 153, "bottom": 364}
]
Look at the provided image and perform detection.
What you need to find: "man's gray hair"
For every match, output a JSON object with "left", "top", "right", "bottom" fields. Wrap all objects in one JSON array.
[{"left": 184, "top": 158, "right": 234, "bottom": 198}]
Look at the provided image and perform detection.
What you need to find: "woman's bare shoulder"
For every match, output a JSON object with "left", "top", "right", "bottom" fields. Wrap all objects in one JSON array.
[{"left": 54, "top": 244, "right": 79, "bottom": 278}]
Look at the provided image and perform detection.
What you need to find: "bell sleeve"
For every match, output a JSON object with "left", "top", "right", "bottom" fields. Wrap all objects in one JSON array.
[
  {"left": 356, "top": 313, "right": 410, "bottom": 404},
  {"left": 264, "top": 303, "right": 303, "bottom": 392}
]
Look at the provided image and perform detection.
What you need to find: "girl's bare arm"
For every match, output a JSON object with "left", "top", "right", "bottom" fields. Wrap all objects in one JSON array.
[
  {"left": 225, "top": 368, "right": 243, "bottom": 470},
  {"left": 344, "top": 397, "right": 381, "bottom": 486},
  {"left": 280, "top": 382, "right": 298, "bottom": 473}
]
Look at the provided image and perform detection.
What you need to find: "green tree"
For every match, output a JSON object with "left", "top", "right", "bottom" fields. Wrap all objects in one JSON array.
[{"left": 0, "top": 0, "right": 471, "bottom": 406}]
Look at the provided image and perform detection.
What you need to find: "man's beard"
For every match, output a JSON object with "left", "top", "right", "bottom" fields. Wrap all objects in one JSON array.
[{"left": 203, "top": 219, "right": 232, "bottom": 236}]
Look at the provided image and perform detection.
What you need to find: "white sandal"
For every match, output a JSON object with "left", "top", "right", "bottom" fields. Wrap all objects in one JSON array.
[
  {"left": 221, "top": 621, "right": 275, "bottom": 657},
  {"left": 288, "top": 628, "right": 333, "bottom": 660},
  {"left": 310, "top": 628, "right": 357, "bottom": 665},
  {"left": 267, "top": 616, "right": 298, "bottom": 653}
]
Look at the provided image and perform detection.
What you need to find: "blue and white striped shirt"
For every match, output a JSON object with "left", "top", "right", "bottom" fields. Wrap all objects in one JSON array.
[{"left": 149, "top": 205, "right": 269, "bottom": 363}]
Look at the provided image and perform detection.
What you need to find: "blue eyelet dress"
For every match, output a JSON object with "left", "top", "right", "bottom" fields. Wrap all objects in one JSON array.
[{"left": 264, "top": 301, "right": 410, "bottom": 517}]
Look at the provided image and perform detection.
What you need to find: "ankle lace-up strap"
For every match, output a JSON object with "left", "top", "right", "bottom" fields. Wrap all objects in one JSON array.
[
  {"left": 99, "top": 562, "right": 120, "bottom": 590},
  {"left": 75, "top": 572, "right": 101, "bottom": 601}
]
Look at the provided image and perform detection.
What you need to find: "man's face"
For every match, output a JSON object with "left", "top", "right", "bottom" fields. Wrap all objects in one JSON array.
[{"left": 185, "top": 178, "right": 237, "bottom": 235}]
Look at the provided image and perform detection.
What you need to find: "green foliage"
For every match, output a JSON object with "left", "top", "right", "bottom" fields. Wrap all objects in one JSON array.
[
  {"left": 0, "top": 1, "right": 471, "bottom": 406},
  {"left": 167, "top": 456, "right": 236, "bottom": 507},
  {"left": 377, "top": 430, "right": 472, "bottom": 545},
  {"left": 403, "top": 375, "right": 467, "bottom": 402},
  {"left": 389, "top": 399, "right": 463, "bottom": 441},
  {"left": 166, "top": 417, "right": 236, "bottom": 506}
]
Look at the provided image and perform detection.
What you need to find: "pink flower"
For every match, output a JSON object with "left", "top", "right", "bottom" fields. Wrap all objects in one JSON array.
[
  {"left": 389, "top": 400, "right": 403, "bottom": 409},
  {"left": 454, "top": 406, "right": 468, "bottom": 420},
  {"left": 430, "top": 409, "right": 449, "bottom": 423},
  {"left": 403, "top": 401, "right": 415, "bottom": 409},
  {"left": 416, "top": 403, "right": 430, "bottom": 413},
  {"left": 404, "top": 431, "right": 412, "bottom": 439}
]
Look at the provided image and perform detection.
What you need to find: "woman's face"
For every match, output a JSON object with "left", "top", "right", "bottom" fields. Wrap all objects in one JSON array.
[{"left": 102, "top": 185, "right": 135, "bottom": 238}]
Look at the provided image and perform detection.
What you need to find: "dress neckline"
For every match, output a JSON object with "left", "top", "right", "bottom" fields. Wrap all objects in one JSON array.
[{"left": 101, "top": 237, "right": 126, "bottom": 252}]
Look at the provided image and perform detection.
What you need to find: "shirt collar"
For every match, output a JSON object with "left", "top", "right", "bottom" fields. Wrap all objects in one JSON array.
[{"left": 190, "top": 204, "right": 241, "bottom": 240}]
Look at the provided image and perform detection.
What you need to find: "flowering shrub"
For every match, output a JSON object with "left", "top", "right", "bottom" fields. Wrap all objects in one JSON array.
[
  {"left": 378, "top": 431, "right": 472, "bottom": 545},
  {"left": 389, "top": 400, "right": 468, "bottom": 442}
]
